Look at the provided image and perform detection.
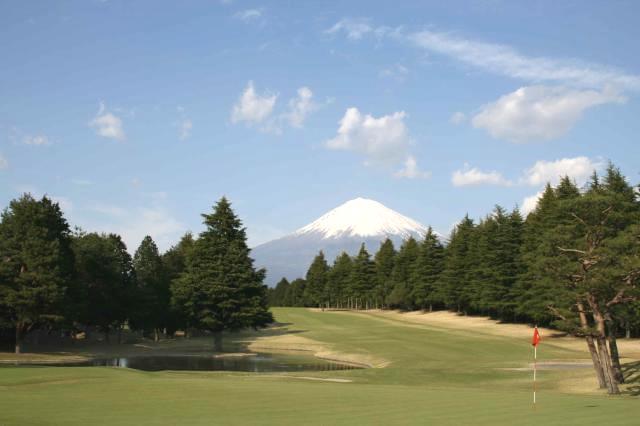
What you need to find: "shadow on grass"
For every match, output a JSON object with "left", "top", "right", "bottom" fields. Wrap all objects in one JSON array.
[{"left": 622, "top": 361, "right": 640, "bottom": 396}]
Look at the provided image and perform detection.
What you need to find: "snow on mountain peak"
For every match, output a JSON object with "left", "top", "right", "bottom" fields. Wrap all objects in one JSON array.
[{"left": 294, "top": 197, "right": 428, "bottom": 239}]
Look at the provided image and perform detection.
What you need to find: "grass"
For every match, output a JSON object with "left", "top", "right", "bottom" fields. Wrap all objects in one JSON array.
[{"left": 0, "top": 308, "right": 638, "bottom": 425}]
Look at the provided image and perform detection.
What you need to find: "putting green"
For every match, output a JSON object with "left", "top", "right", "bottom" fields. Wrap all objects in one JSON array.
[{"left": 0, "top": 308, "right": 638, "bottom": 425}]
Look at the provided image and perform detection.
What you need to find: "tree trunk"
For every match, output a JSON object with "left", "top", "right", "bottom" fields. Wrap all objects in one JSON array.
[
  {"left": 213, "top": 332, "right": 223, "bottom": 352},
  {"left": 576, "top": 300, "right": 607, "bottom": 389},
  {"left": 588, "top": 297, "right": 620, "bottom": 394},
  {"left": 604, "top": 314, "right": 624, "bottom": 384},
  {"left": 596, "top": 336, "right": 619, "bottom": 394},
  {"left": 15, "top": 324, "right": 24, "bottom": 354},
  {"left": 154, "top": 329, "right": 160, "bottom": 343}
]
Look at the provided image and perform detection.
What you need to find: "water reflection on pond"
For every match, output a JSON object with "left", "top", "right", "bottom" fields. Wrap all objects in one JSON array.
[{"left": 16, "top": 353, "right": 362, "bottom": 372}]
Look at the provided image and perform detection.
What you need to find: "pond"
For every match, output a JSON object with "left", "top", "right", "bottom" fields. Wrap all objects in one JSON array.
[{"left": 7, "top": 353, "right": 362, "bottom": 372}]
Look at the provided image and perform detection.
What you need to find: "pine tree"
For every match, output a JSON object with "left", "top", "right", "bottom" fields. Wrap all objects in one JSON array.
[
  {"left": 388, "top": 237, "right": 419, "bottom": 309},
  {"left": 171, "top": 197, "right": 272, "bottom": 351},
  {"left": 374, "top": 239, "right": 396, "bottom": 308},
  {"left": 468, "top": 207, "right": 523, "bottom": 317},
  {"left": 440, "top": 216, "right": 476, "bottom": 313},
  {"left": 73, "top": 232, "right": 136, "bottom": 343},
  {"left": 349, "top": 244, "right": 376, "bottom": 309},
  {"left": 514, "top": 181, "right": 576, "bottom": 324},
  {"left": 284, "top": 278, "right": 306, "bottom": 307},
  {"left": 410, "top": 227, "right": 445, "bottom": 311},
  {"left": 270, "top": 278, "right": 290, "bottom": 307},
  {"left": 163, "top": 232, "right": 195, "bottom": 333},
  {"left": 0, "top": 195, "right": 74, "bottom": 353},
  {"left": 304, "top": 251, "right": 329, "bottom": 307},
  {"left": 327, "top": 252, "right": 352, "bottom": 308},
  {"left": 131, "top": 236, "right": 167, "bottom": 341}
]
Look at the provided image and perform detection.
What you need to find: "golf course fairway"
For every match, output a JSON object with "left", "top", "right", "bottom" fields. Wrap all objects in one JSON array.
[{"left": 1, "top": 307, "right": 639, "bottom": 425}]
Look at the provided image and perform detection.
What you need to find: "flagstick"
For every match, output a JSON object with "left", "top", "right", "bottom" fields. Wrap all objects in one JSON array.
[{"left": 533, "top": 344, "right": 537, "bottom": 408}]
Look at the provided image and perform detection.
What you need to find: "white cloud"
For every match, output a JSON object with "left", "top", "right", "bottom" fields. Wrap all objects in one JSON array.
[
  {"left": 380, "top": 63, "right": 409, "bottom": 81},
  {"left": 231, "top": 81, "right": 277, "bottom": 125},
  {"left": 234, "top": 8, "right": 263, "bottom": 22},
  {"left": 180, "top": 118, "right": 192, "bottom": 140},
  {"left": 0, "top": 153, "right": 8, "bottom": 170},
  {"left": 88, "top": 203, "right": 128, "bottom": 218},
  {"left": 285, "top": 87, "right": 315, "bottom": 128},
  {"left": 471, "top": 86, "right": 625, "bottom": 143},
  {"left": 89, "top": 102, "right": 126, "bottom": 141},
  {"left": 452, "top": 163, "right": 511, "bottom": 187},
  {"left": 325, "top": 18, "right": 373, "bottom": 40},
  {"left": 175, "top": 106, "right": 193, "bottom": 141},
  {"left": 23, "top": 134, "right": 51, "bottom": 146},
  {"left": 119, "top": 207, "right": 185, "bottom": 251},
  {"left": 522, "top": 190, "right": 544, "bottom": 216},
  {"left": 449, "top": 111, "right": 466, "bottom": 125},
  {"left": 394, "top": 156, "right": 431, "bottom": 179},
  {"left": 409, "top": 30, "right": 640, "bottom": 91},
  {"left": 521, "top": 156, "right": 602, "bottom": 187},
  {"left": 84, "top": 201, "right": 185, "bottom": 252},
  {"left": 326, "top": 107, "right": 411, "bottom": 166}
]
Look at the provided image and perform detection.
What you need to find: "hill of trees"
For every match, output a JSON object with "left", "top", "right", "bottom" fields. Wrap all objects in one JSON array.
[
  {"left": 0, "top": 196, "right": 271, "bottom": 354},
  {"left": 268, "top": 165, "right": 640, "bottom": 395}
]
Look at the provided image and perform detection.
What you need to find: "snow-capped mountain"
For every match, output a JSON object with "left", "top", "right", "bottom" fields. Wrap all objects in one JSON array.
[{"left": 252, "top": 197, "right": 429, "bottom": 285}]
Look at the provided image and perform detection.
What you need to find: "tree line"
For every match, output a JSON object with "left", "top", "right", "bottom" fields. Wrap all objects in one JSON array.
[
  {"left": 0, "top": 196, "right": 271, "bottom": 354},
  {"left": 269, "top": 164, "right": 640, "bottom": 395}
]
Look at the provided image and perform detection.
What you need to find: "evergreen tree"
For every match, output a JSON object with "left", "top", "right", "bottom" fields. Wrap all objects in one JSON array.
[
  {"left": 73, "top": 232, "right": 136, "bottom": 343},
  {"left": 468, "top": 207, "right": 523, "bottom": 317},
  {"left": 0, "top": 195, "right": 75, "bottom": 353},
  {"left": 284, "top": 278, "right": 306, "bottom": 307},
  {"left": 171, "top": 197, "right": 272, "bottom": 351},
  {"left": 410, "top": 227, "right": 445, "bottom": 311},
  {"left": 388, "top": 237, "right": 419, "bottom": 309},
  {"left": 270, "top": 278, "right": 290, "bottom": 307},
  {"left": 514, "top": 180, "right": 578, "bottom": 324},
  {"left": 304, "top": 251, "right": 329, "bottom": 307},
  {"left": 327, "top": 252, "right": 352, "bottom": 308},
  {"left": 374, "top": 239, "right": 396, "bottom": 308},
  {"left": 349, "top": 244, "right": 376, "bottom": 309},
  {"left": 131, "top": 236, "right": 167, "bottom": 341},
  {"left": 440, "top": 216, "right": 476, "bottom": 313},
  {"left": 163, "top": 232, "right": 195, "bottom": 333}
]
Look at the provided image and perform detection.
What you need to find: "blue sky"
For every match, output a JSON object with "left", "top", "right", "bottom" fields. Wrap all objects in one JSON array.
[{"left": 1, "top": 0, "right": 639, "bottom": 251}]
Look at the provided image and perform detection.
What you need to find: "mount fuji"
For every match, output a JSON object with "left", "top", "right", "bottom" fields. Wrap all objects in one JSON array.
[{"left": 252, "top": 198, "right": 430, "bottom": 285}]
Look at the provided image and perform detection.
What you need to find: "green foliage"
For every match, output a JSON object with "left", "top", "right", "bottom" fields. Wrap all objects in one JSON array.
[
  {"left": 0, "top": 194, "right": 74, "bottom": 349},
  {"left": 269, "top": 278, "right": 290, "bottom": 307},
  {"left": 283, "top": 278, "right": 307, "bottom": 307},
  {"left": 466, "top": 207, "right": 523, "bottom": 317},
  {"left": 171, "top": 197, "right": 273, "bottom": 335},
  {"left": 72, "top": 232, "right": 136, "bottom": 336},
  {"left": 440, "top": 216, "right": 476, "bottom": 312},
  {"left": 388, "top": 238, "right": 419, "bottom": 309},
  {"left": 304, "top": 251, "right": 329, "bottom": 307},
  {"left": 130, "top": 236, "right": 168, "bottom": 336},
  {"left": 327, "top": 252, "right": 352, "bottom": 307},
  {"left": 374, "top": 239, "right": 396, "bottom": 307},
  {"left": 410, "top": 227, "right": 445, "bottom": 310},
  {"left": 349, "top": 244, "right": 376, "bottom": 308}
]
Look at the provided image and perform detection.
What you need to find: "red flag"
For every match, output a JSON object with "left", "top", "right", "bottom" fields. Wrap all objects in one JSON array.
[{"left": 532, "top": 327, "right": 541, "bottom": 347}]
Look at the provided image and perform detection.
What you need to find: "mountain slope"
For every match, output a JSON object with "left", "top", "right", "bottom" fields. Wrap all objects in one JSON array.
[{"left": 252, "top": 198, "right": 429, "bottom": 285}]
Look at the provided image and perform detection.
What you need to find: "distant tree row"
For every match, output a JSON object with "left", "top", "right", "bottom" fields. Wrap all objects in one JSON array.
[
  {"left": 0, "top": 196, "right": 271, "bottom": 353},
  {"left": 269, "top": 164, "right": 640, "bottom": 395}
]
